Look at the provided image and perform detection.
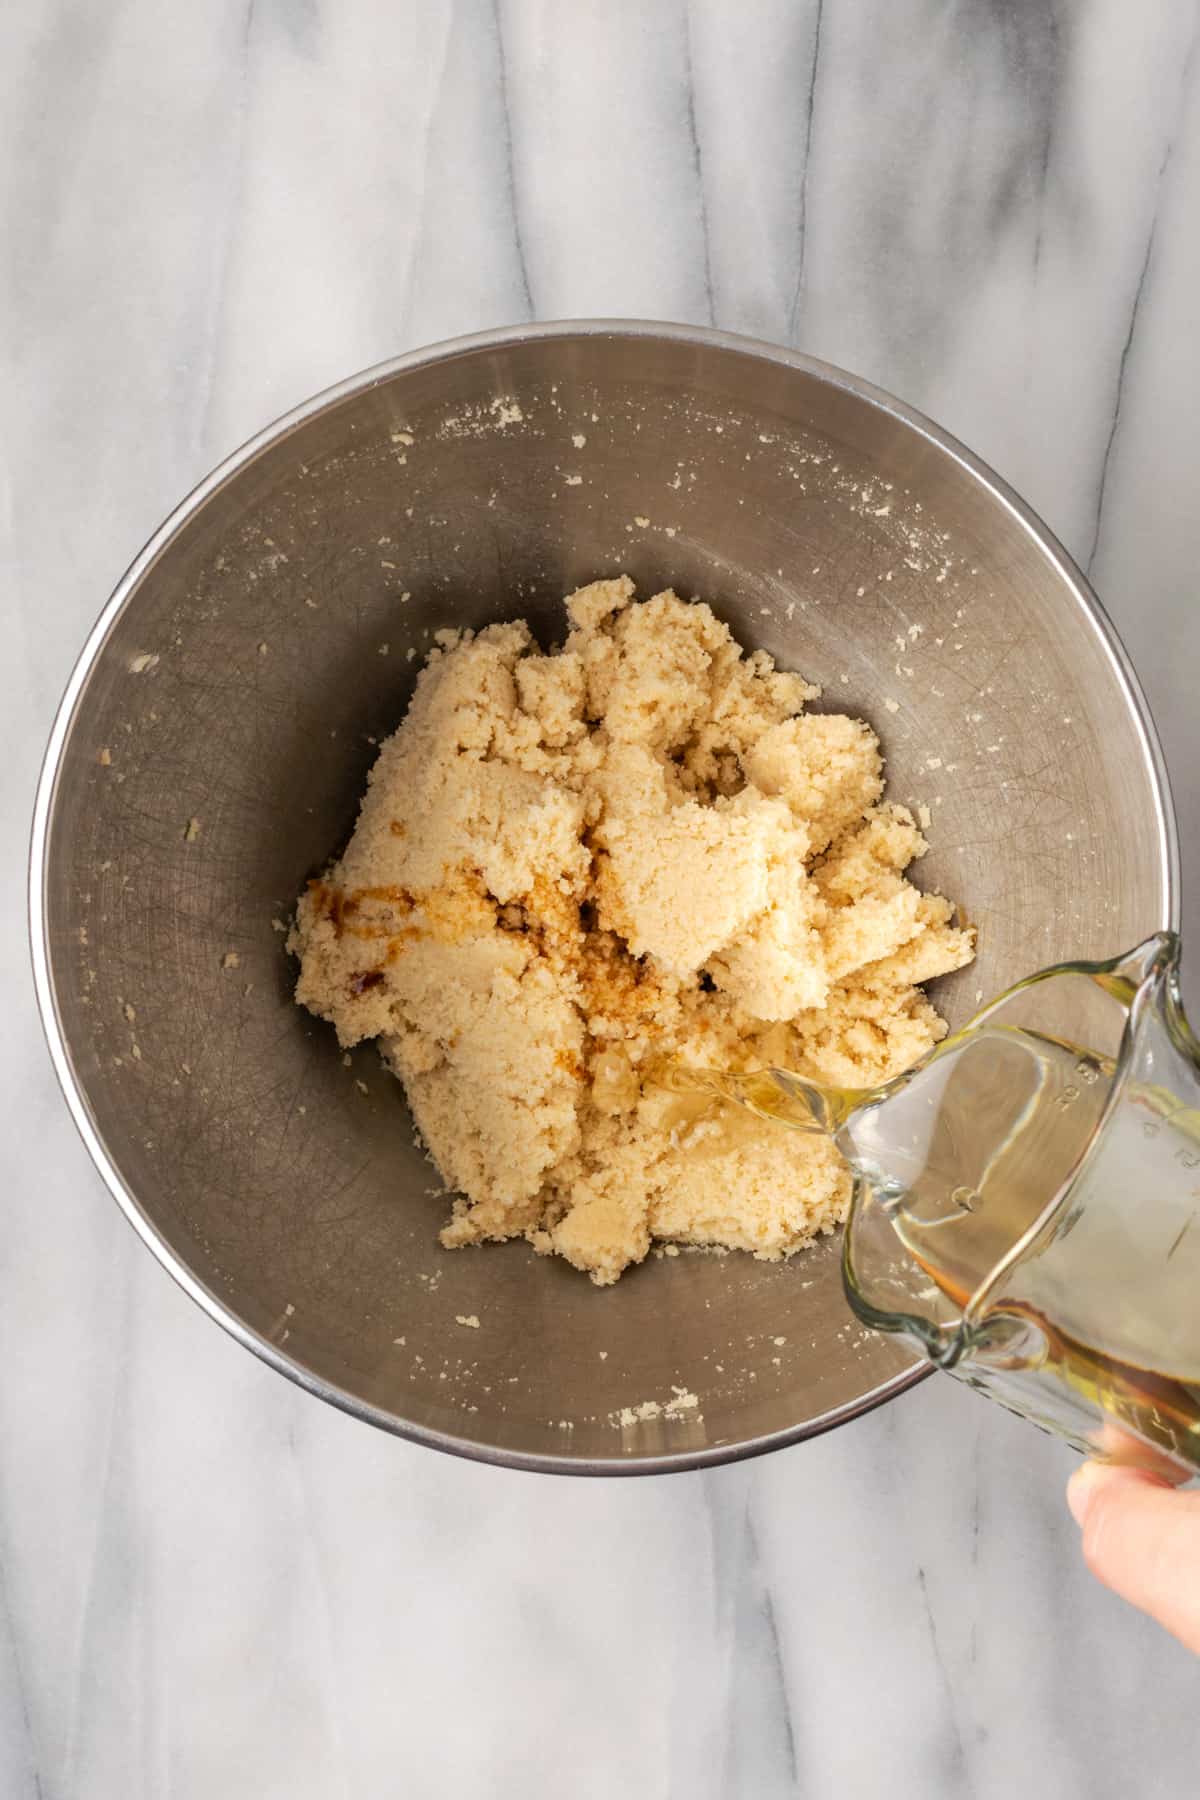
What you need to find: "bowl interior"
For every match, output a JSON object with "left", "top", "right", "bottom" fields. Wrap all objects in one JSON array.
[{"left": 37, "top": 328, "right": 1173, "bottom": 1469}]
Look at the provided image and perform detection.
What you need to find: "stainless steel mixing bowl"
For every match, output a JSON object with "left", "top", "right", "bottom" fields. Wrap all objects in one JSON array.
[{"left": 31, "top": 323, "right": 1177, "bottom": 1472}]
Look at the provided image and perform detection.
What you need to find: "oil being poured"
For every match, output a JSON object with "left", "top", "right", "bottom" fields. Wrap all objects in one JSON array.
[
  {"left": 661, "top": 1026, "right": 1113, "bottom": 1308},
  {"left": 664, "top": 1018, "right": 1200, "bottom": 1476}
]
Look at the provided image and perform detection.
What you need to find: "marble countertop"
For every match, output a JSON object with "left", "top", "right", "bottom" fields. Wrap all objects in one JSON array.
[{"left": 5, "top": 4, "right": 1200, "bottom": 1794}]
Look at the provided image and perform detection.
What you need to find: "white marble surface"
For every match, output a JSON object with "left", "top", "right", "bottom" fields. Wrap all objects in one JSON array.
[{"left": 5, "top": 3, "right": 1200, "bottom": 1793}]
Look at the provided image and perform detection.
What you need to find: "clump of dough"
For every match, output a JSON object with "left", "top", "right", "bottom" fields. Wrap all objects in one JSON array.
[{"left": 290, "top": 577, "right": 974, "bottom": 1284}]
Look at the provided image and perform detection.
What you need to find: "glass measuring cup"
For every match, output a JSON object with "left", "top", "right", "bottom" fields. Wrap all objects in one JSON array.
[{"left": 676, "top": 933, "right": 1200, "bottom": 1479}]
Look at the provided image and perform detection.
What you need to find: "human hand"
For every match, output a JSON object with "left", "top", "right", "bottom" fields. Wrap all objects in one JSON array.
[{"left": 1068, "top": 1461, "right": 1200, "bottom": 1654}]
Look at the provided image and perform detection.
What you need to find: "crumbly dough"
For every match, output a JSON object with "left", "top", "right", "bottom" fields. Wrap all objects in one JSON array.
[{"left": 290, "top": 578, "right": 974, "bottom": 1284}]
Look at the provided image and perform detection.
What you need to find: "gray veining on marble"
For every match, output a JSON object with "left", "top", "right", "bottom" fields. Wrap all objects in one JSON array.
[{"left": 4, "top": 4, "right": 1200, "bottom": 1795}]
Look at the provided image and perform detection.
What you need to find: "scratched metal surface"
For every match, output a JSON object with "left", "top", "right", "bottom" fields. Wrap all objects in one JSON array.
[{"left": 34, "top": 326, "right": 1175, "bottom": 1470}]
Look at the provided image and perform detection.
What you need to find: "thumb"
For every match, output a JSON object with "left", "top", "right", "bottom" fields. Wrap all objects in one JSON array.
[{"left": 1068, "top": 1461, "right": 1200, "bottom": 1655}]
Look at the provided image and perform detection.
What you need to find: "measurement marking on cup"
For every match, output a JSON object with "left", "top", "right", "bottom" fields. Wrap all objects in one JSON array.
[{"left": 1166, "top": 1216, "right": 1195, "bottom": 1261}]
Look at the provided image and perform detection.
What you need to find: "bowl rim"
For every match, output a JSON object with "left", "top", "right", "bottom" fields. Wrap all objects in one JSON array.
[{"left": 28, "top": 318, "right": 1181, "bottom": 1475}]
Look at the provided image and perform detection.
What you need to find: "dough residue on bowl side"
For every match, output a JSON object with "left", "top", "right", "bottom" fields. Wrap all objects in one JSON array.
[{"left": 289, "top": 577, "right": 974, "bottom": 1284}]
